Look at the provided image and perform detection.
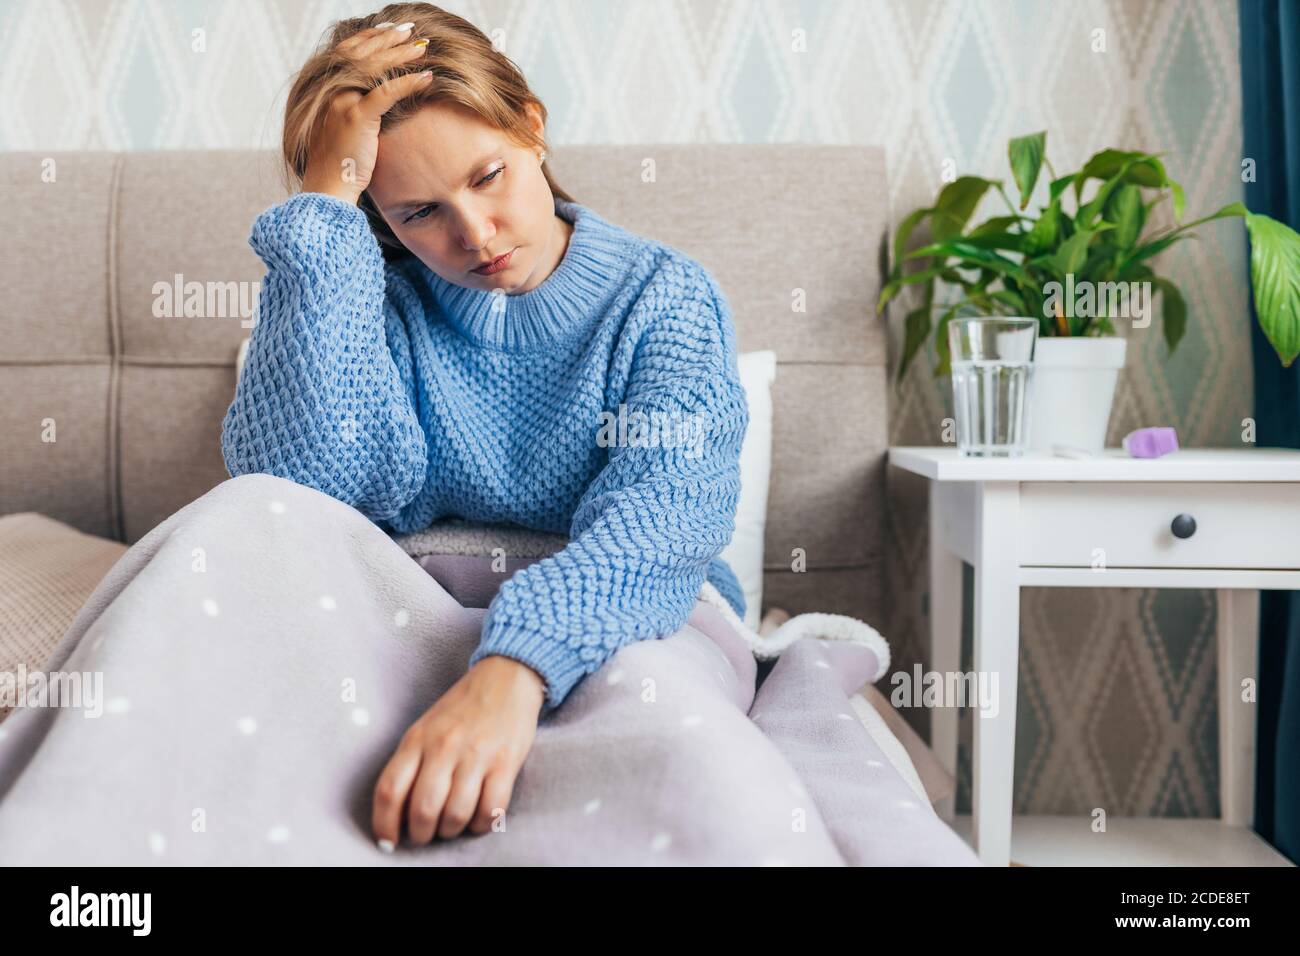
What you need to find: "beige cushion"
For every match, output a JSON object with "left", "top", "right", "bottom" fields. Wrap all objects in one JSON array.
[{"left": 0, "top": 513, "right": 126, "bottom": 722}]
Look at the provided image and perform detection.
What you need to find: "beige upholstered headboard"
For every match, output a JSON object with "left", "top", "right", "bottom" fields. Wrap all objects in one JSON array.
[{"left": 0, "top": 145, "right": 890, "bottom": 624}]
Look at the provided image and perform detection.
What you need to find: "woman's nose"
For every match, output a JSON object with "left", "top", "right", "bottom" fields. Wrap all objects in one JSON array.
[{"left": 457, "top": 214, "right": 494, "bottom": 251}]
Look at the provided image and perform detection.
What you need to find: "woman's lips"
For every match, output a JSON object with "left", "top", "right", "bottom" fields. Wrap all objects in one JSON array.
[{"left": 472, "top": 247, "right": 515, "bottom": 275}]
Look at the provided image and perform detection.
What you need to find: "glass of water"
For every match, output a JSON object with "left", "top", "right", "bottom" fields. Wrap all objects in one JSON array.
[{"left": 947, "top": 317, "right": 1038, "bottom": 457}]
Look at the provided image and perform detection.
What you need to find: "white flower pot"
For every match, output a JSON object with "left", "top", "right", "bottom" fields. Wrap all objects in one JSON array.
[{"left": 1025, "top": 337, "right": 1127, "bottom": 455}]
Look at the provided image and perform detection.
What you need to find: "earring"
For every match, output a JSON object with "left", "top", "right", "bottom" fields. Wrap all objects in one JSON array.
[{"left": 539, "top": 150, "right": 548, "bottom": 163}]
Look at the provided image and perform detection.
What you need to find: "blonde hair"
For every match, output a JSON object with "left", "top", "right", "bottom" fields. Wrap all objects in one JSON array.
[{"left": 281, "top": 2, "right": 575, "bottom": 260}]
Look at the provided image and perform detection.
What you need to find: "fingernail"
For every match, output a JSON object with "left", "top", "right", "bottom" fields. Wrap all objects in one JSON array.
[
  {"left": 419, "top": 70, "right": 432, "bottom": 79},
  {"left": 377, "top": 838, "right": 395, "bottom": 853},
  {"left": 412, "top": 38, "right": 429, "bottom": 49},
  {"left": 393, "top": 21, "right": 415, "bottom": 31},
  {"left": 374, "top": 21, "right": 395, "bottom": 28}
]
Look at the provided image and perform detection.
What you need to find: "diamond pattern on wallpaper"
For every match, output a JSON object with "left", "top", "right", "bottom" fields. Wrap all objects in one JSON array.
[
  {"left": 676, "top": 0, "right": 731, "bottom": 78},
  {"left": 1154, "top": 752, "right": 1198, "bottom": 817},
  {"left": 891, "top": 0, "right": 944, "bottom": 77},
  {"left": 1190, "top": 679, "right": 1220, "bottom": 812},
  {"left": 512, "top": 5, "right": 582, "bottom": 141},
  {"left": 1042, "top": 3, "right": 1125, "bottom": 167},
  {"left": 1157, "top": 3, "right": 1222, "bottom": 164},
  {"left": 932, "top": 6, "right": 1005, "bottom": 166},
  {"left": 0, "top": 0, "right": 1254, "bottom": 821},
  {"left": 1140, "top": 588, "right": 1215, "bottom": 722},
  {"left": 719, "top": 13, "right": 789, "bottom": 142},
  {"left": 612, "top": 4, "right": 693, "bottom": 140},
  {"left": 1110, "top": 0, "right": 1162, "bottom": 76},
  {"left": 825, "top": 3, "right": 900, "bottom": 157},
  {"left": 2, "top": 0, "right": 96, "bottom": 149},
  {"left": 1012, "top": 634, "right": 1053, "bottom": 809},
  {"left": 1087, "top": 625, "right": 1162, "bottom": 811}
]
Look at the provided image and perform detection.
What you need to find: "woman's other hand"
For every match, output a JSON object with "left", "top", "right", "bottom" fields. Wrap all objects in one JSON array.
[
  {"left": 299, "top": 22, "right": 433, "bottom": 205},
  {"left": 371, "top": 655, "right": 546, "bottom": 848}
]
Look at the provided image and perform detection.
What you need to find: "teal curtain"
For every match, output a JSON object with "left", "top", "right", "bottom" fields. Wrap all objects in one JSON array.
[{"left": 1239, "top": 0, "right": 1299, "bottom": 862}]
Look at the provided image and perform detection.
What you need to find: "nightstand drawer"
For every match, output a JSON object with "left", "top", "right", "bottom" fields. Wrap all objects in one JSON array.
[{"left": 1018, "top": 482, "right": 1300, "bottom": 569}]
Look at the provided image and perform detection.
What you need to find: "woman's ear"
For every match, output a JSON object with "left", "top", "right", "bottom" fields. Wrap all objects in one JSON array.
[{"left": 523, "top": 101, "right": 545, "bottom": 142}]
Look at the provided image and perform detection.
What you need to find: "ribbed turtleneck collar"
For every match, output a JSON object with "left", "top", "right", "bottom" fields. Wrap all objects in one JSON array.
[{"left": 422, "top": 196, "right": 635, "bottom": 352}]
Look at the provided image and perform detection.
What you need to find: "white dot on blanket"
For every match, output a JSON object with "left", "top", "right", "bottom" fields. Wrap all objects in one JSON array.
[
  {"left": 815, "top": 659, "right": 831, "bottom": 669},
  {"left": 866, "top": 759, "right": 884, "bottom": 769},
  {"left": 105, "top": 697, "right": 130, "bottom": 715},
  {"left": 351, "top": 707, "right": 370, "bottom": 727},
  {"left": 681, "top": 714, "right": 703, "bottom": 727},
  {"left": 605, "top": 668, "right": 625, "bottom": 686},
  {"left": 237, "top": 717, "right": 257, "bottom": 735},
  {"left": 898, "top": 799, "right": 918, "bottom": 810},
  {"left": 319, "top": 595, "right": 336, "bottom": 611},
  {"left": 393, "top": 609, "right": 409, "bottom": 628},
  {"left": 266, "top": 825, "right": 290, "bottom": 843},
  {"left": 583, "top": 798, "right": 601, "bottom": 815},
  {"left": 268, "top": 500, "right": 286, "bottom": 514},
  {"left": 650, "top": 832, "right": 672, "bottom": 851},
  {"left": 202, "top": 598, "right": 219, "bottom": 617},
  {"left": 148, "top": 832, "right": 166, "bottom": 856},
  {"left": 837, "top": 713, "right": 854, "bottom": 720}
]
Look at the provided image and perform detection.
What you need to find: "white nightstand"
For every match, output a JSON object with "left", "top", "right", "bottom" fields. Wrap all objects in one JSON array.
[{"left": 888, "top": 446, "right": 1300, "bottom": 867}]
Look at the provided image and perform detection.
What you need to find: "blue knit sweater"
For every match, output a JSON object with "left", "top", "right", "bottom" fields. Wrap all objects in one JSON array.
[{"left": 221, "top": 191, "right": 749, "bottom": 713}]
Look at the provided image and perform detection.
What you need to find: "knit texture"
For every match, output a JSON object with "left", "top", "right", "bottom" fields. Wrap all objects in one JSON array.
[{"left": 221, "top": 191, "right": 749, "bottom": 713}]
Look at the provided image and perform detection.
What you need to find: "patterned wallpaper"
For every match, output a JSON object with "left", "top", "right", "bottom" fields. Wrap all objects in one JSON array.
[{"left": 0, "top": 0, "right": 1252, "bottom": 820}]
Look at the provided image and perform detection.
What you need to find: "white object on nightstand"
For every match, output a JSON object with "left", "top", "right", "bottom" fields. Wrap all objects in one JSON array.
[{"left": 889, "top": 446, "right": 1300, "bottom": 868}]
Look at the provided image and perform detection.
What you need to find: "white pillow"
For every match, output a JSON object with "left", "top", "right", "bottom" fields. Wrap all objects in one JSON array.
[
  {"left": 719, "top": 350, "right": 777, "bottom": 631},
  {"left": 235, "top": 336, "right": 250, "bottom": 383},
  {"left": 233, "top": 337, "right": 777, "bottom": 629}
]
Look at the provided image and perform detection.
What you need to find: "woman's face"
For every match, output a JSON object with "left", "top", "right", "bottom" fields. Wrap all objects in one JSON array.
[{"left": 366, "top": 101, "right": 567, "bottom": 295}]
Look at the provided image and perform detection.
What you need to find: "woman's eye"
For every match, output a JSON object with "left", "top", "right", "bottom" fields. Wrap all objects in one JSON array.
[{"left": 405, "top": 166, "right": 503, "bottom": 223}]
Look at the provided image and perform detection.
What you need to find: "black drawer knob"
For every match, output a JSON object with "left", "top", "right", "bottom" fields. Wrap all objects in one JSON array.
[{"left": 1171, "top": 514, "right": 1197, "bottom": 539}]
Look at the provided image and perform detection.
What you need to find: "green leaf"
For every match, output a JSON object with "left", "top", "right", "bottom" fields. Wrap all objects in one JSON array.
[
  {"left": 931, "top": 176, "right": 999, "bottom": 241},
  {"left": 1153, "top": 278, "right": 1187, "bottom": 354},
  {"left": 967, "top": 215, "right": 1025, "bottom": 238},
  {"left": 897, "top": 288, "right": 935, "bottom": 386},
  {"left": 1008, "top": 131, "right": 1046, "bottom": 209},
  {"left": 1049, "top": 174, "right": 1074, "bottom": 203},
  {"left": 1073, "top": 149, "right": 1167, "bottom": 201},
  {"left": 1244, "top": 212, "right": 1300, "bottom": 367},
  {"left": 892, "top": 206, "right": 932, "bottom": 272},
  {"left": 1174, "top": 201, "right": 1248, "bottom": 231},
  {"left": 1105, "top": 183, "right": 1143, "bottom": 249},
  {"left": 932, "top": 302, "right": 964, "bottom": 378},
  {"left": 1023, "top": 200, "right": 1062, "bottom": 256},
  {"left": 905, "top": 240, "right": 1030, "bottom": 281},
  {"left": 877, "top": 264, "right": 952, "bottom": 313},
  {"left": 1050, "top": 225, "right": 1113, "bottom": 277},
  {"left": 1126, "top": 231, "right": 1194, "bottom": 268},
  {"left": 1170, "top": 180, "right": 1186, "bottom": 225}
]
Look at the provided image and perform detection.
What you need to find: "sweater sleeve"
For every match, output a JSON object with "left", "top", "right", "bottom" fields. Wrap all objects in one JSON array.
[
  {"left": 467, "top": 268, "right": 749, "bottom": 714},
  {"left": 220, "top": 191, "right": 428, "bottom": 524}
]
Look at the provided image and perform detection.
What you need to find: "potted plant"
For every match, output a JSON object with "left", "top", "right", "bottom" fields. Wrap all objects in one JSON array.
[{"left": 877, "top": 131, "right": 1300, "bottom": 453}]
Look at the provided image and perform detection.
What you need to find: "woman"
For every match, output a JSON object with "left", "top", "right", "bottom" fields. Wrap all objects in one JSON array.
[{"left": 220, "top": 5, "right": 749, "bottom": 851}]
